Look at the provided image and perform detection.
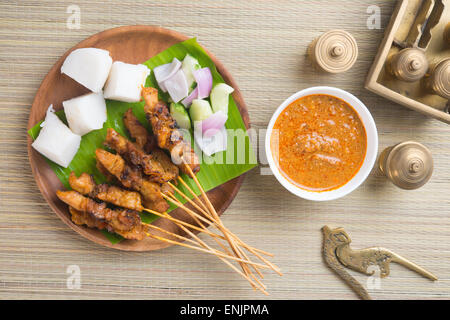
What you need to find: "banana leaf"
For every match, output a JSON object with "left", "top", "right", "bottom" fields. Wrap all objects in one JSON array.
[{"left": 28, "top": 38, "right": 257, "bottom": 244}]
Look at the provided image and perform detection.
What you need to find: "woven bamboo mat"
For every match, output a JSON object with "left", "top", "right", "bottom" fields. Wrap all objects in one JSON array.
[{"left": 0, "top": 0, "right": 449, "bottom": 299}]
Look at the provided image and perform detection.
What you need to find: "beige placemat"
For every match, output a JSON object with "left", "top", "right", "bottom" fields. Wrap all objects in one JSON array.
[{"left": 0, "top": 0, "right": 449, "bottom": 299}]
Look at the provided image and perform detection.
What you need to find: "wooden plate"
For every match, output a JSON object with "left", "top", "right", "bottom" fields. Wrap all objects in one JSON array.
[{"left": 27, "top": 26, "right": 249, "bottom": 251}]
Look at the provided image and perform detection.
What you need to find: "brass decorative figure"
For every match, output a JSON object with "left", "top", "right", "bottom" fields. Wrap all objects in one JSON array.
[
  {"left": 322, "top": 226, "right": 437, "bottom": 300},
  {"left": 365, "top": 0, "right": 450, "bottom": 123}
]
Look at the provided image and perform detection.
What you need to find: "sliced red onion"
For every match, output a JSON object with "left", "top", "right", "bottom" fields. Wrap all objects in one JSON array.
[
  {"left": 164, "top": 69, "right": 189, "bottom": 103},
  {"left": 194, "top": 67, "right": 213, "bottom": 99},
  {"left": 153, "top": 58, "right": 181, "bottom": 91},
  {"left": 181, "top": 87, "right": 198, "bottom": 107},
  {"left": 194, "top": 126, "right": 227, "bottom": 157},
  {"left": 201, "top": 111, "right": 228, "bottom": 137}
]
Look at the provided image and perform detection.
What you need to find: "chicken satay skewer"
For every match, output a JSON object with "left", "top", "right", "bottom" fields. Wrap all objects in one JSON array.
[
  {"left": 69, "top": 172, "right": 143, "bottom": 211},
  {"left": 123, "top": 108, "right": 157, "bottom": 153},
  {"left": 141, "top": 88, "right": 259, "bottom": 280},
  {"left": 142, "top": 87, "right": 200, "bottom": 175},
  {"left": 123, "top": 109, "right": 179, "bottom": 179},
  {"left": 61, "top": 186, "right": 251, "bottom": 265},
  {"left": 105, "top": 128, "right": 166, "bottom": 181},
  {"left": 62, "top": 189, "right": 268, "bottom": 270},
  {"left": 56, "top": 190, "right": 147, "bottom": 240},
  {"left": 95, "top": 149, "right": 169, "bottom": 213}
]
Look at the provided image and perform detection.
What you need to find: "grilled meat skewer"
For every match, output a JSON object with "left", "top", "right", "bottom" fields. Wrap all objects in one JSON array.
[
  {"left": 70, "top": 205, "right": 147, "bottom": 241},
  {"left": 69, "top": 206, "right": 107, "bottom": 230},
  {"left": 142, "top": 87, "right": 200, "bottom": 175},
  {"left": 123, "top": 109, "right": 179, "bottom": 182},
  {"left": 57, "top": 190, "right": 147, "bottom": 240},
  {"left": 95, "top": 148, "right": 170, "bottom": 212},
  {"left": 69, "top": 172, "right": 143, "bottom": 211},
  {"left": 105, "top": 128, "right": 166, "bottom": 181},
  {"left": 96, "top": 160, "right": 118, "bottom": 183},
  {"left": 123, "top": 108, "right": 157, "bottom": 153}
]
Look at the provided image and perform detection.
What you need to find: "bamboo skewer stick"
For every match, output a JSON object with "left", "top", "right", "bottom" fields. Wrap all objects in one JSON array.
[
  {"left": 163, "top": 192, "right": 235, "bottom": 256},
  {"left": 164, "top": 190, "right": 265, "bottom": 287},
  {"left": 167, "top": 182, "right": 211, "bottom": 217},
  {"left": 161, "top": 189, "right": 268, "bottom": 273},
  {"left": 161, "top": 191, "right": 260, "bottom": 280},
  {"left": 145, "top": 228, "right": 268, "bottom": 270},
  {"left": 181, "top": 162, "right": 282, "bottom": 276},
  {"left": 141, "top": 157, "right": 280, "bottom": 294},
  {"left": 164, "top": 209, "right": 262, "bottom": 292},
  {"left": 143, "top": 210, "right": 270, "bottom": 270},
  {"left": 143, "top": 208, "right": 224, "bottom": 240},
  {"left": 177, "top": 176, "right": 210, "bottom": 213},
  {"left": 180, "top": 163, "right": 258, "bottom": 284},
  {"left": 144, "top": 223, "right": 201, "bottom": 247},
  {"left": 145, "top": 231, "right": 267, "bottom": 293},
  {"left": 161, "top": 211, "right": 267, "bottom": 294},
  {"left": 144, "top": 214, "right": 263, "bottom": 291},
  {"left": 177, "top": 176, "right": 274, "bottom": 258},
  {"left": 146, "top": 206, "right": 268, "bottom": 294},
  {"left": 160, "top": 193, "right": 216, "bottom": 227}
]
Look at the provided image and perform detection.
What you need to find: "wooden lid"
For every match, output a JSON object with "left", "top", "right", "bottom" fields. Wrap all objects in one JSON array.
[
  {"left": 311, "top": 30, "right": 358, "bottom": 73},
  {"left": 388, "top": 48, "right": 428, "bottom": 82},
  {"left": 428, "top": 58, "right": 450, "bottom": 99}
]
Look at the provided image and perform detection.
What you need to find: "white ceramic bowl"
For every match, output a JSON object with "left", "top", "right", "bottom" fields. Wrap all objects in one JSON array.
[{"left": 265, "top": 86, "right": 378, "bottom": 201}]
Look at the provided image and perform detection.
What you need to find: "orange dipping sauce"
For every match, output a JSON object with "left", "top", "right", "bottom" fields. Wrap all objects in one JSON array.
[{"left": 271, "top": 94, "right": 367, "bottom": 192}]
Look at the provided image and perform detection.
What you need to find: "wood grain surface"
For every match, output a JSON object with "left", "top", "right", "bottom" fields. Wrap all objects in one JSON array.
[{"left": 1, "top": 0, "right": 450, "bottom": 300}]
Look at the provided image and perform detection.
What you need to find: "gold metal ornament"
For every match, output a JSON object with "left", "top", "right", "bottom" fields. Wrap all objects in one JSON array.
[
  {"left": 444, "top": 22, "right": 450, "bottom": 46},
  {"left": 322, "top": 226, "right": 437, "bottom": 300},
  {"left": 308, "top": 30, "right": 358, "bottom": 73},
  {"left": 378, "top": 141, "right": 433, "bottom": 190},
  {"left": 423, "top": 58, "right": 450, "bottom": 100},
  {"left": 386, "top": 48, "right": 429, "bottom": 82},
  {"left": 365, "top": 0, "right": 450, "bottom": 123}
]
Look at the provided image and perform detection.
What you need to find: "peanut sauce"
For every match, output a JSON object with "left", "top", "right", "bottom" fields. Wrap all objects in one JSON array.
[{"left": 271, "top": 94, "right": 367, "bottom": 192}]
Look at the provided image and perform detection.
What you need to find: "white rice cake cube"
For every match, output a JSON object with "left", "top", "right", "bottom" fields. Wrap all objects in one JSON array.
[
  {"left": 63, "top": 92, "right": 107, "bottom": 136},
  {"left": 32, "top": 105, "right": 81, "bottom": 168},
  {"left": 103, "top": 61, "right": 150, "bottom": 102},
  {"left": 61, "top": 48, "right": 112, "bottom": 93}
]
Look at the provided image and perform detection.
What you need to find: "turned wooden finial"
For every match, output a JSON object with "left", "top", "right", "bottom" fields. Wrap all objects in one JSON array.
[
  {"left": 444, "top": 22, "right": 450, "bottom": 46},
  {"left": 387, "top": 48, "right": 429, "bottom": 82},
  {"left": 425, "top": 58, "right": 450, "bottom": 99},
  {"left": 378, "top": 141, "right": 433, "bottom": 190},
  {"left": 308, "top": 30, "right": 358, "bottom": 73}
]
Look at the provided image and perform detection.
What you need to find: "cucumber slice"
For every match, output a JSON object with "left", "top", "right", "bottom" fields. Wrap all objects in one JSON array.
[
  {"left": 190, "top": 99, "right": 213, "bottom": 123},
  {"left": 170, "top": 102, "right": 191, "bottom": 130},
  {"left": 182, "top": 54, "right": 201, "bottom": 90},
  {"left": 210, "top": 83, "right": 234, "bottom": 114}
]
